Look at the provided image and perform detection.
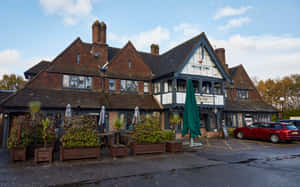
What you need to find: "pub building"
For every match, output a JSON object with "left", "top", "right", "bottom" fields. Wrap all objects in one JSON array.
[{"left": 0, "top": 20, "right": 277, "bottom": 147}]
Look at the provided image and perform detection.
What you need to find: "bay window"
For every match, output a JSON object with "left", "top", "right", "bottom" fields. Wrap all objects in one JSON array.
[
  {"left": 121, "top": 80, "right": 138, "bottom": 92},
  {"left": 63, "top": 75, "right": 92, "bottom": 89}
]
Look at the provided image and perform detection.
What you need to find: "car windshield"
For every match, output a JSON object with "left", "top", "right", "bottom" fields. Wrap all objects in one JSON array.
[{"left": 285, "top": 124, "right": 298, "bottom": 130}]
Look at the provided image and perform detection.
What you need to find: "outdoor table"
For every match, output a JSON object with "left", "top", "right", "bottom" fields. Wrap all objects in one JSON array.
[{"left": 98, "top": 132, "right": 115, "bottom": 147}]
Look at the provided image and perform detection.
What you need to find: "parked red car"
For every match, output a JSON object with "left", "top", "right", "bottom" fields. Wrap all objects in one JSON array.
[{"left": 234, "top": 122, "right": 300, "bottom": 143}]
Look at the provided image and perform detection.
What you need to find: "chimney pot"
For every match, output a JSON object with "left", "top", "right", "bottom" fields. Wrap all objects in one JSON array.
[
  {"left": 92, "top": 20, "right": 106, "bottom": 44},
  {"left": 151, "top": 44, "right": 159, "bottom": 55}
]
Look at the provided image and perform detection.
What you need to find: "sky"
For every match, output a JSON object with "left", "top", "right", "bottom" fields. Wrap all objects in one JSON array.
[{"left": 0, "top": 0, "right": 300, "bottom": 80}]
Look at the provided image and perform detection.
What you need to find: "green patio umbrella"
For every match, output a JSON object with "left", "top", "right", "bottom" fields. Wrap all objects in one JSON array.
[{"left": 182, "top": 79, "right": 201, "bottom": 146}]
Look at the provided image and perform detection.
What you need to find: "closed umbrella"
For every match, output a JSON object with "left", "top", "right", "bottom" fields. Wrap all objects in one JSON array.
[
  {"left": 65, "top": 104, "right": 72, "bottom": 118},
  {"left": 98, "top": 106, "right": 106, "bottom": 132},
  {"left": 131, "top": 106, "right": 141, "bottom": 131},
  {"left": 182, "top": 79, "right": 202, "bottom": 147}
]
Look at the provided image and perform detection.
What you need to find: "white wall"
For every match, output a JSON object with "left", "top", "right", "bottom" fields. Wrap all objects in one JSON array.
[{"left": 180, "top": 46, "right": 223, "bottom": 79}]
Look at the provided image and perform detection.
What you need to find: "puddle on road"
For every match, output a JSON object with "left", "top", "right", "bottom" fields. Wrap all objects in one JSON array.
[{"left": 232, "top": 158, "right": 258, "bottom": 164}]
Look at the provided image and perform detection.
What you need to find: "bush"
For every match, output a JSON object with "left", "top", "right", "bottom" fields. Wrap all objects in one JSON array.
[
  {"left": 132, "top": 116, "right": 172, "bottom": 144},
  {"left": 227, "top": 128, "right": 235, "bottom": 137},
  {"left": 162, "top": 130, "right": 175, "bottom": 141},
  {"left": 7, "top": 122, "right": 32, "bottom": 149},
  {"left": 60, "top": 125, "right": 100, "bottom": 148},
  {"left": 33, "top": 118, "right": 56, "bottom": 146}
]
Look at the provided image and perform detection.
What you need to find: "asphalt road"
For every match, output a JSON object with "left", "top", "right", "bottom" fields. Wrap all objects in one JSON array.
[
  {"left": 68, "top": 139, "right": 300, "bottom": 187},
  {"left": 1, "top": 138, "right": 300, "bottom": 187}
]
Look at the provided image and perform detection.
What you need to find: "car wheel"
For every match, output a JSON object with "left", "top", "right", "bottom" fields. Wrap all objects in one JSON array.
[
  {"left": 270, "top": 134, "right": 280, "bottom": 143},
  {"left": 236, "top": 131, "right": 244, "bottom": 139}
]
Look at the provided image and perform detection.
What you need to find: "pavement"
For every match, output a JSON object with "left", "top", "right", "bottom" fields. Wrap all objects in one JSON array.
[{"left": 1, "top": 138, "right": 300, "bottom": 187}]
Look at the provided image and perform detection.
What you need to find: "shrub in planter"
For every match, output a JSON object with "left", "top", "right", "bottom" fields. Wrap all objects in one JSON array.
[
  {"left": 34, "top": 118, "right": 56, "bottom": 163},
  {"left": 60, "top": 124, "right": 101, "bottom": 161},
  {"left": 163, "top": 130, "right": 183, "bottom": 153},
  {"left": 110, "top": 118, "right": 128, "bottom": 158},
  {"left": 7, "top": 120, "right": 32, "bottom": 161},
  {"left": 131, "top": 116, "right": 166, "bottom": 155}
]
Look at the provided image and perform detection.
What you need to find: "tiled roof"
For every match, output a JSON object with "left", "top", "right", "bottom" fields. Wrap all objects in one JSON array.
[
  {"left": 225, "top": 100, "right": 278, "bottom": 112},
  {"left": 24, "top": 61, "right": 51, "bottom": 79},
  {"left": 1, "top": 87, "right": 161, "bottom": 110},
  {"left": 228, "top": 65, "right": 255, "bottom": 90}
]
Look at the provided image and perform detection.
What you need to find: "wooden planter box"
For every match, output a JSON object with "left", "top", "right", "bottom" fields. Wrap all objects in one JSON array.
[
  {"left": 60, "top": 146, "right": 100, "bottom": 161},
  {"left": 110, "top": 144, "right": 128, "bottom": 158},
  {"left": 131, "top": 143, "right": 165, "bottom": 155},
  {"left": 166, "top": 141, "right": 183, "bottom": 152},
  {"left": 34, "top": 147, "right": 54, "bottom": 163},
  {"left": 10, "top": 147, "right": 27, "bottom": 161}
]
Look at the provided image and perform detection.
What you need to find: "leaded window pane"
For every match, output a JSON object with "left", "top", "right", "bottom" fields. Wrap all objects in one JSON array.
[
  {"left": 144, "top": 82, "right": 149, "bottom": 93},
  {"left": 109, "top": 79, "right": 115, "bottom": 91},
  {"left": 121, "top": 80, "right": 126, "bottom": 92},
  {"left": 63, "top": 75, "right": 69, "bottom": 88}
]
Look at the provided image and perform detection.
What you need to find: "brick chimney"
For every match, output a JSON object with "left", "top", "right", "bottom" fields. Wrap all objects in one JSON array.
[
  {"left": 92, "top": 20, "right": 106, "bottom": 44},
  {"left": 151, "top": 44, "right": 159, "bottom": 56},
  {"left": 215, "top": 48, "right": 226, "bottom": 65},
  {"left": 215, "top": 48, "right": 229, "bottom": 73},
  {"left": 91, "top": 20, "right": 108, "bottom": 64}
]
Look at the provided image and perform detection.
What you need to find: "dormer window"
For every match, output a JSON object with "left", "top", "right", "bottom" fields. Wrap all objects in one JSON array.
[
  {"left": 128, "top": 62, "right": 131, "bottom": 71},
  {"left": 94, "top": 52, "right": 99, "bottom": 57},
  {"left": 77, "top": 54, "right": 80, "bottom": 64},
  {"left": 237, "top": 89, "right": 248, "bottom": 99}
]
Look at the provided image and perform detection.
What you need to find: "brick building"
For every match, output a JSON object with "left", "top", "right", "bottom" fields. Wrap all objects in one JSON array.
[{"left": 0, "top": 20, "right": 277, "bottom": 147}]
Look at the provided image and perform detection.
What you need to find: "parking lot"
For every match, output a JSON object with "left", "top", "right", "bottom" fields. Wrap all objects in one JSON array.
[{"left": 193, "top": 137, "right": 300, "bottom": 152}]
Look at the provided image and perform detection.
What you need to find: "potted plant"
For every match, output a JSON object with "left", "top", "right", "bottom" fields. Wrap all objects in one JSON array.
[
  {"left": 34, "top": 118, "right": 56, "bottom": 163},
  {"left": 169, "top": 113, "right": 181, "bottom": 133},
  {"left": 164, "top": 130, "right": 183, "bottom": 153},
  {"left": 110, "top": 118, "right": 128, "bottom": 158},
  {"left": 60, "top": 124, "right": 101, "bottom": 161},
  {"left": 7, "top": 118, "right": 32, "bottom": 161},
  {"left": 130, "top": 116, "right": 166, "bottom": 155}
]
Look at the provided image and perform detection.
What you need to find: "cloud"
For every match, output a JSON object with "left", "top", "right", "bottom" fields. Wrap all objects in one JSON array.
[
  {"left": 109, "top": 26, "right": 170, "bottom": 51},
  {"left": 173, "top": 23, "right": 200, "bottom": 38},
  {"left": 218, "top": 17, "right": 251, "bottom": 30},
  {"left": 0, "top": 49, "right": 52, "bottom": 78},
  {"left": 212, "top": 34, "right": 300, "bottom": 80},
  {"left": 39, "top": 0, "right": 92, "bottom": 26},
  {"left": 214, "top": 6, "right": 252, "bottom": 20}
]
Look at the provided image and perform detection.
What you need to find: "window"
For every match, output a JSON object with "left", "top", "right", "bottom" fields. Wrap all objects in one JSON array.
[
  {"left": 120, "top": 80, "right": 138, "bottom": 92},
  {"left": 214, "top": 82, "right": 222, "bottom": 95},
  {"left": 192, "top": 80, "right": 200, "bottom": 93},
  {"left": 285, "top": 124, "right": 297, "bottom": 130},
  {"left": 237, "top": 89, "right": 248, "bottom": 99},
  {"left": 249, "top": 123, "right": 259, "bottom": 128},
  {"left": 177, "top": 80, "right": 186, "bottom": 92},
  {"left": 202, "top": 81, "right": 212, "bottom": 94},
  {"left": 128, "top": 62, "right": 132, "bottom": 71},
  {"left": 164, "top": 80, "right": 172, "bottom": 93},
  {"left": 259, "top": 123, "right": 270, "bottom": 128},
  {"left": 154, "top": 82, "right": 160, "bottom": 94},
  {"left": 224, "top": 89, "right": 228, "bottom": 98},
  {"left": 144, "top": 82, "right": 149, "bottom": 93},
  {"left": 77, "top": 54, "right": 80, "bottom": 64},
  {"left": 118, "top": 112, "right": 134, "bottom": 130},
  {"left": 271, "top": 124, "right": 283, "bottom": 129},
  {"left": 63, "top": 75, "right": 92, "bottom": 89},
  {"left": 109, "top": 79, "right": 115, "bottom": 92}
]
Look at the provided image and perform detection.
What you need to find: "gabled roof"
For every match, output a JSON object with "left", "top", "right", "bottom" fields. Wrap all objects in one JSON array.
[
  {"left": 24, "top": 61, "right": 51, "bottom": 79},
  {"left": 225, "top": 100, "right": 278, "bottom": 113},
  {"left": 1, "top": 87, "right": 161, "bottom": 110},
  {"left": 105, "top": 41, "right": 153, "bottom": 80},
  {"left": 229, "top": 64, "right": 256, "bottom": 90}
]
